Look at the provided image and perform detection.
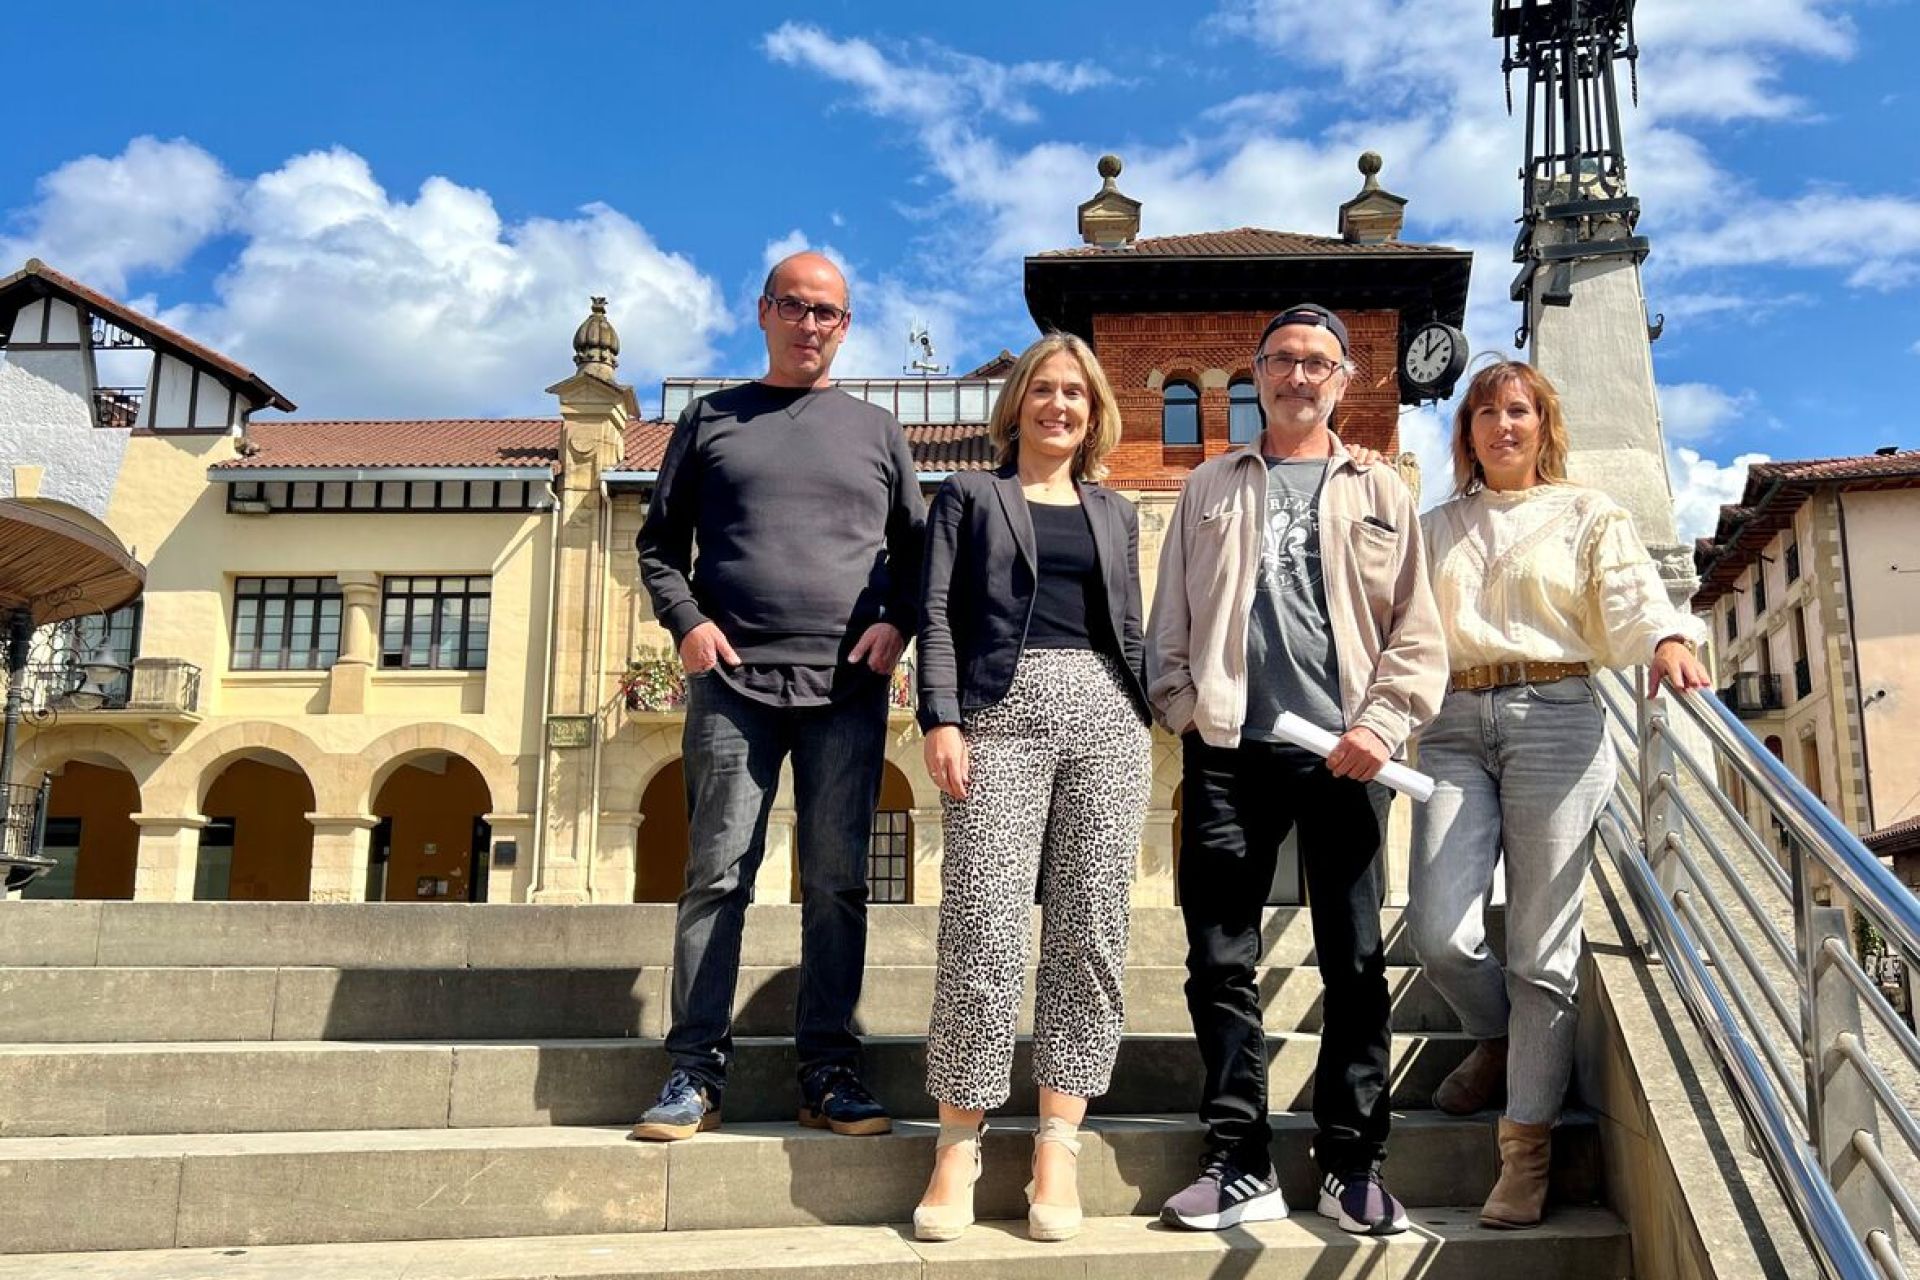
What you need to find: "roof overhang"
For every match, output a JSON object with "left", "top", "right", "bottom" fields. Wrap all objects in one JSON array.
[{"left": 208, "top": 466, "right": 556, "bottom": 483}]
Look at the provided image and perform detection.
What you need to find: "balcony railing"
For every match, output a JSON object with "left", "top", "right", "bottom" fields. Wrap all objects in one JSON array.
[
  {"left": 91, "top": 386, "right": 145, "bottom": 430},
  {"left": 1721, "top": 671, "right": 1785, "bottom": 719},
  {"left": 1793, "top": 658, "right": 1813, "bottom": 702},
  {"left": 11, "top": 658, "right": 200, "bottom": 716},
  {"left": 0, "top": 778, "right": 55, "bottom": 890}
]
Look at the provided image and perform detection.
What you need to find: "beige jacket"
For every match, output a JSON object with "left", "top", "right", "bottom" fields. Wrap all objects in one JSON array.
[{"left": 1146, "top": 437, "right": 1448, "bottom": 753}]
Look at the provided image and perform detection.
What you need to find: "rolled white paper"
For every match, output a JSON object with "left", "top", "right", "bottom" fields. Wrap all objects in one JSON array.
[{"left": 1270, "top": 711, "right": 1436, "bottom": 803}]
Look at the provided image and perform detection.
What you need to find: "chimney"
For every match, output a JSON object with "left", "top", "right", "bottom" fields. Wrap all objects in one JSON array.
[
  {"left": 1078, "top": 154, "right": 1142, "bottom": 249},
  {"left": 1338, "top": 151, "right": 1407, "bottom": 244}
]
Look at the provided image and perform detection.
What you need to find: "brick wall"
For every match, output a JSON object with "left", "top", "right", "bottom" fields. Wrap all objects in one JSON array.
[{"left": 1090, "top": 308, "right": 1401, "bottom": 489}]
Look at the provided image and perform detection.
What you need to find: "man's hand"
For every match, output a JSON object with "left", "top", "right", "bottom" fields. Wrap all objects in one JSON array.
[
  {"left": 1326, "top": 725, "right": 1391, "bottom": 782},
  {"left": 923, "top": 724, "right": 970, "bottom": 801},
  {"left": 678, "top": 622, "right": 740, "bottom": 675},
  {"left": 848, "top": 622, "right": 906, "bottom": 674},
  {"left": 1346, "top": 445, "right": 1387, "bottom": 467},
  {"left": 1648, "top": 637, "right": 1712, "bottom": 698}
]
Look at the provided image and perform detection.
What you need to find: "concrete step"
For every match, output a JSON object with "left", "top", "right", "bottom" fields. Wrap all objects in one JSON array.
[
  {"left": 0, "top": 1033, "right": 1477, "bottom": 1136},
  {"left": 0, "top": 1113, "right": 1604, "bottom": 1252},
  {"left": 0, "top": 1210, "right": 1635, "bottom": 1278},
  {"left": 0, "top": 901, "right": 1484, "bottom": 971},
  {"left": 0, "top": 964, "right": 1460, "bottom": 1043}
]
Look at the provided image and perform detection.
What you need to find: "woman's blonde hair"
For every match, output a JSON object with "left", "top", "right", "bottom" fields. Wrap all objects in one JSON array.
[
  {"left": 987, "top": 332, "right": 1124, "bottom": 484},
  {"left": 1451, "top": 360, "right": 1571, "bottom": 496}
]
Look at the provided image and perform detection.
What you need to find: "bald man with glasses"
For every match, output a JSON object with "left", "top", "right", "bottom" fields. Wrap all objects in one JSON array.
[
  {"left": 635, "top": 251, "right": 925, "bottom": 1143},
  {"left": 1149, "top": 304, "right": 1447, "bottom": 1236}
]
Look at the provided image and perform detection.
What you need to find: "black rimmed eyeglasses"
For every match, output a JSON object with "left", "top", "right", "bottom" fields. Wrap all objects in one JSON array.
[
  {"left": 763, "top": 295, "right": 849, "bottom": 328},
  {"left": 1253, "top": 353, "right": 1344, "bottom": 384}
]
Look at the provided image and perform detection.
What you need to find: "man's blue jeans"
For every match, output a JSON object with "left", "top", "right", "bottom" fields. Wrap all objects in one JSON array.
[{"left": 664, "top": 670, "right": 887, "bottom": 1092}]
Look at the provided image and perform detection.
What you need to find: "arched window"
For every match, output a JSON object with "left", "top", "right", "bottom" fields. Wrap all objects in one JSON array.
[
  {"left": 1228, "top": 378, "right": 1261, "bottom": 443},
  {"left": 1161, "top": 380, "right": 1200, "bottom": 445}
]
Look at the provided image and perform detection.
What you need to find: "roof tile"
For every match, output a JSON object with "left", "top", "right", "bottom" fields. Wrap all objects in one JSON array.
[{"left": 1034, "top": 227, "right": 1461, "bottom": 259}]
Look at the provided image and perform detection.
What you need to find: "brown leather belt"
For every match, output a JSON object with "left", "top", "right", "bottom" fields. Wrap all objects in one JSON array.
[{"left": 1449, "top": 660, "right": 1592, "bottom": 693}]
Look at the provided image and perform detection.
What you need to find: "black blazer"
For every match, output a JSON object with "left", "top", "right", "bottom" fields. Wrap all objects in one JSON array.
[{"left": 916, "top": 464, "right": 1151, "bottom": 731}]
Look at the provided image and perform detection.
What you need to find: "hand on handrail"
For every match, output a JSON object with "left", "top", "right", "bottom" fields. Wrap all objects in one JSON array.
[{"left": 1648, "top": 637, "right": 1712, "bottom": 698}]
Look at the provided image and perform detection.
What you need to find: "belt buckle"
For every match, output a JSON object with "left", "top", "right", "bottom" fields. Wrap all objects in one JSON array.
[{"left": 1496, "top": 661, "right": 1525, "bottom": 688}]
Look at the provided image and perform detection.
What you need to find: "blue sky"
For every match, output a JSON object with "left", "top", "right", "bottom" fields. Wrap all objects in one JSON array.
[{"left": 3, "top": 0, "right": 1916, "bottom": 535}]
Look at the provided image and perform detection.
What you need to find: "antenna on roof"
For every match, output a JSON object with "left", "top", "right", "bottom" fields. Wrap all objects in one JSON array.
[{"left": 904, "top": 320, "right": 947, "bottom": 377}]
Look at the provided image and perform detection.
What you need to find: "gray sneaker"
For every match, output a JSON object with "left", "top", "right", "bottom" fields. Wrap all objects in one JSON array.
[
  {"left": 1159, "top": 1154, "right": 1290, "bottom": 1230},
  {"left": 629, "top": 1069, "right": 721, "bottom": 1142}
]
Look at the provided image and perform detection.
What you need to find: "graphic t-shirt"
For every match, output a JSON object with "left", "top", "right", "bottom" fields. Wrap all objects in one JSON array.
[{"left": 1243, "top": 457, "right": 1345, "bottom": 739}]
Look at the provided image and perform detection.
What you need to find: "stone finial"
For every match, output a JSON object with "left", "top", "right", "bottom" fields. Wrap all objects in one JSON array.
[
  {"left": 572, "top": 296, "right": 620, "bottom": 381},
  {"left": 1078, "top": 154, "right": 1142, "bottom": 249},
  {"left": 1339, "top": 151, "right": 1407, "bottom": 244}
]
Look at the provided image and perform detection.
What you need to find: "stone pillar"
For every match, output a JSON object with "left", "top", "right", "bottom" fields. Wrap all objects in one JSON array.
[
  {"left": 327, "top": 571, "right": 382, "bottom": 715},
  {"left": 484, "top": 812, "right": 534, "bottom": 904},
  {"left": 130, "top": 813, "right": 208, "bottom": 902},
  {"left": 1137, "top": 808, "right": 1178, "bottom": 907},
  {"left": 759, "top": 805, "right": 798, "bottom": 903},
  {"left": 1383, "top": 793, "right": 1413, "bottom": 907},
  {"left": 592, "top": 811, "right": 642, "bottom": 903},
  {"left": 909, "top": 805, "right": 944, "bottom": 904},
  {"left": 307, "top": 814, "right": 378, "bottom": 903}
]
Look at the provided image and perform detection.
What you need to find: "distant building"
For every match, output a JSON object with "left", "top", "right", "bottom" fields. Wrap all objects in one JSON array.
[
  {"left": 0, "top": 155, "right": 1471, "bottom": 908},
  {"left": 1692, "top": 450, "right": 1920, "bottom": 866}
]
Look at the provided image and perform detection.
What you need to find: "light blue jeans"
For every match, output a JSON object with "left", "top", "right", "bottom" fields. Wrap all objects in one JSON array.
[{"left": 1406, "top": 677, "right": 1615, "bottom": 1125}]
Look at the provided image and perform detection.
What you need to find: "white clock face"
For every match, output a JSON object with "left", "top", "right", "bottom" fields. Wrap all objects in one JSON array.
[{"left": 1405, "top": 326, "right": 1456, "bottom": 386}]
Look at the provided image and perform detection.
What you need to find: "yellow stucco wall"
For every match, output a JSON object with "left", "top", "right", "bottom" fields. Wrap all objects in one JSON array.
[{"left": 1840, "top": 488, "right": 1920, "bottom": 829}]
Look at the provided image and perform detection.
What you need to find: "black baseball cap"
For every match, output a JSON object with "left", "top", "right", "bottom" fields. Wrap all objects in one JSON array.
[{"left": 1257, "top": 304, "right": 1349, "bottom": 358}]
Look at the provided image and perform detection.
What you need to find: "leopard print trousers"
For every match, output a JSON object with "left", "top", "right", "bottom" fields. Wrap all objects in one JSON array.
[{"left": 925, "top": 648, "right": 1153, "bottom": 1111}]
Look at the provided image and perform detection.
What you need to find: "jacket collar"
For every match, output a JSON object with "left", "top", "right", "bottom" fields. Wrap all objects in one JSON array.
[
  {"left": 990, "top": 461, "right": 1109, "bottom": 574},
  {"left": 1229, "top": 430, "right": 1367, "bottom": 475}
]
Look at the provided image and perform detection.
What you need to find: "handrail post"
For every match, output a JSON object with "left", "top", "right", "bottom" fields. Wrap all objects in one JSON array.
[
  {"left": 1638, "top": 674, "right": 1688, "bottom": 953},
  {"left": 1809, "top": 904, "right": 1893, "bottom": 1243}
]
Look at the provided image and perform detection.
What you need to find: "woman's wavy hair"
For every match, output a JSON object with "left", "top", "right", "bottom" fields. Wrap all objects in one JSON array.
[
  {"left": 987, "top": 332, "right": 1124, "bottom": 484},
  {"left": 1451, "top": 359, "right": 1571, "bottom": 496}
]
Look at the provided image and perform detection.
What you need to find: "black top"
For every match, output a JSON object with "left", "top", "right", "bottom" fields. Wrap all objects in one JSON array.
[
  {"left": 1025, "top": 501, "right": 1108, "bottom": 652},
  {"left": 916, "top": 465, "right": 1150, "bottom": 730},
  {"left": 636, "top": 383, "right": 926, "bottom": 703}
]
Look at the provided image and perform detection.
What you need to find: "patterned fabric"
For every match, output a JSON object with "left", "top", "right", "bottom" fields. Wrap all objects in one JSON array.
[
  {"left": 925, "top": 649, "right": 1152, "bottom": 1110},
  {"left": 1420, "top": 483, "right": 1707, "bottom": 671}
]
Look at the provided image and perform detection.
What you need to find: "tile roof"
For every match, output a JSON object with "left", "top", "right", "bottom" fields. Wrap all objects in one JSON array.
[
  {"left": 1034, "top": 227, "right": 1462, "bottom": 259},
  {"left": 0, "top": 259, "right": 295, "bottom": 411},
  {"left": 214, "top": 417, "right": 997, "bottom": 476},
  {"left": 212, "top": 420, "right": 562, "bottom": 470},
  {"left": 1742, "top": 451, "right": 1920, "bottom": 487},
  {"left": 1865, "top": 814, "right": 1920, "bottom": 858}
]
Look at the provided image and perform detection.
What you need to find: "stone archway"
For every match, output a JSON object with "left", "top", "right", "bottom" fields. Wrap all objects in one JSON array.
[
  {"left": 357, "top": 725, "right": 515, "bottom": 817},
  {"left": 26, "top": 758, "right": 142, "bottom": 900},
  {"left": 634, "top": 758, "right": 688, "bottom": 904},
  {"left": 199, "top": 751, "right": 318, "bottom": 901},
  {"left": 370, "top": 753, "right": 494, "bottom": 902}
]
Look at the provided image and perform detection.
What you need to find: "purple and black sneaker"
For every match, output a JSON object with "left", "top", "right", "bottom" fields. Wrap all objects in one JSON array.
[
  {"left": 1160, "top": 1154, "right": 1290, "bottom": 1230},
  {"left": 1316, "top": 1168, "right": 1410, "bottom": 1235}
]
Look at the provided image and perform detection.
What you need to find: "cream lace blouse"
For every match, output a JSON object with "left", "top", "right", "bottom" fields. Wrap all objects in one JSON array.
[{"left": 1419, "top": 483, "right": 1707, "bottom": 671}]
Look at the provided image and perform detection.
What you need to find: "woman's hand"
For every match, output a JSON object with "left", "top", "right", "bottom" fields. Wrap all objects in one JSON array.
[
  {"left": 924, "top": 724, "right": 971, "bottom": 801},
  {"left": 1649, "top": 637, "right": 1712, "bottom": 697}
]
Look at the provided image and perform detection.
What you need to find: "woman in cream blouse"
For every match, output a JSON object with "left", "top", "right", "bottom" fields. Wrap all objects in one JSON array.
[{"left": 1408, "top": 361, "right": 1709, "bottom": 1230}]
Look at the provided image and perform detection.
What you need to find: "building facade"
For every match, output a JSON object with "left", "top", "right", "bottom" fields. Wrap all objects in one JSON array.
[
  {"left": 1, "top": 156, "right": 1472, "bottom": 909},
  {"left": 1691, "top": 451, "right": 1920, "bottom": 873}
]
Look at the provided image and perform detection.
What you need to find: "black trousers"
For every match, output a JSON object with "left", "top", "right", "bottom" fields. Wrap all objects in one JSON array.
[{"left": 1178, "top": 734, "right": 1393, "bottom": 1177}]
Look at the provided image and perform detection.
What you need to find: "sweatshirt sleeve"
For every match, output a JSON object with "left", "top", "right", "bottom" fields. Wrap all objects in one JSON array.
[
  {"left": 881, "top": 419, "right": 927, "bottom": 636},
  {"left": 915, "top": 478, "right": 966, "bottom": 730},
  {"left": 636, "top": 405, "right": 709, "bottom": 644},
  {"left": 1584, "top": 504, "right": 1709, "bottom": 668}
]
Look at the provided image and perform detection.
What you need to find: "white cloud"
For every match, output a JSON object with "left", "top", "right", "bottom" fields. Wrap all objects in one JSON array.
[
  {"left": 1664, "top": 193, "right": 1920, "bottom": 282},
  {"left": 1199, "top": 91, "right": 1302, "bottom": 127},
  {"left": 1670, "top": 446, "right": 1771, "bottom": 541},
  {"left": 137, "top": 148, "right": 731, "bottom": 419},
  {"left": 1660, "top": 382, "right": 1756, "bottom": 443},
  {"left": 0, "top": 137, "right": 237, "bottom": 293}
]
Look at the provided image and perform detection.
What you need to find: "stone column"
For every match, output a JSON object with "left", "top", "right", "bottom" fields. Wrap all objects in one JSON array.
[
  {"left": 1137, "top": 808, "right": 1178, "bottom": 907},
  {"left": 758, "top": 805, "right": 798, "bottom": 903},
  {"left": 483, "top": 812, "right": 534, "bottom": 904},
  {"left": 909, "top": 805, "right": 944, "bottom": 904},
  {"left": 592, "top": 811, "right": 642, "bottom": 903},
  {"left": 130, "top": 813, "right": 209, "bottom": 902},
  {"left": 1383, "top": 793, "right": 1413, "bottom": 907},
  {"left": 327, "top": 571, "right": 382, "bottom": 715},
  {"left": 307, "top": 814, "right": 379, "bottom": 903}
]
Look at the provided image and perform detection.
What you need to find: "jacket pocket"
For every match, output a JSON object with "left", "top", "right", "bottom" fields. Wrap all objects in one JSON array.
[{"left": 1343, "top": 516, "right": 1398, "bottom": 609}]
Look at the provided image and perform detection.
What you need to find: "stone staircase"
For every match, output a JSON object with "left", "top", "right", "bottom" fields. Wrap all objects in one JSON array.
[{"left": 0, "top": 901, "right": 1633, "bottom": 1277}]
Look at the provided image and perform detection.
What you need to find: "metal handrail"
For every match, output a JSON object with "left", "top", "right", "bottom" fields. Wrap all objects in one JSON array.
[
  {"left": 1596, "top": 801, "right": 1879, "bottom": 1279},
  {"left": 1596, "top": 673, "right": 1920, "bottom": 1279}
]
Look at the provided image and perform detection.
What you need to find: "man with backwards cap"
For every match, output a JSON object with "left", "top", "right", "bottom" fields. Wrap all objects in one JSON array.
[{"left": 1148, "top": 304, "right": 1447, "bottom": 1235}]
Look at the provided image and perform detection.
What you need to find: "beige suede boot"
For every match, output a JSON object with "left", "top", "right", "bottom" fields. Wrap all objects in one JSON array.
[
  {"left": 913, "top": 1121, "right": 985, "bottom": 1242},
  {"left": 1025, "top": 1116, "right": 1083, "bottom": 1242},
  {"left": 1479, "top": 1118, "right": 1552, "bottom": 1229},
  {"left": 1432, "top": 1037, "right": 1508, "bottom": 1116}
]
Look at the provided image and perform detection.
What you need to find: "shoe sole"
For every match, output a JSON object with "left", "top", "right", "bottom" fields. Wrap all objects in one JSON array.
[
  {"left": 912, "top": 1217, "right": 973, "bottom": 1243},
  {"left": 1159, "top": 1186, "right": 1289, "bottom": 1231},
  {"left": 1479, "top": 1212, "right": 1543, "bottom": 1231},
  {"left": 798, "top": 1108, "right": 892, "bottom": 1136},
  {"left": 1316, "top": 1190, "right": 1410, "bottom": 1235},
  {"left": 628, "top": 1110, "right": 722, "bottom": 1142}
]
